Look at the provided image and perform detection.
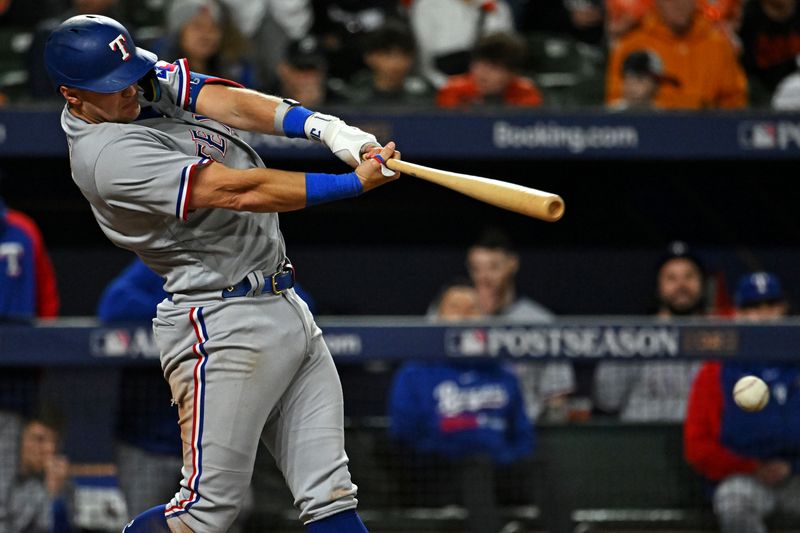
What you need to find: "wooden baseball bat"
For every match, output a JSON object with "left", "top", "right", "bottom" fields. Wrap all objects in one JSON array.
[{"left": 384, "top": 159, "right": 565, "bottom": 222}]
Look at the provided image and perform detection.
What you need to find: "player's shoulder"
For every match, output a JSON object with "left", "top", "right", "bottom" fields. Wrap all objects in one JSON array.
[{"left": 73, "top": 121, "right": 158, "bottom": 166}]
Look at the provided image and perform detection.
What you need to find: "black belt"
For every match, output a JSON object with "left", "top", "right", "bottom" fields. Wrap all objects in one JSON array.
[{"left": 222, "top": 262, "right": 295, "bottom": 298}]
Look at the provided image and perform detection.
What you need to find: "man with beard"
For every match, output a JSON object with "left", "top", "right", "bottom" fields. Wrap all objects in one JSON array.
[{"left": 593, "top": 241, "right": 707, "bottom": 421}]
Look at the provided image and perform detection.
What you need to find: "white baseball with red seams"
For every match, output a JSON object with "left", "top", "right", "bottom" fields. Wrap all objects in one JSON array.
[{"left": 733, "top": 375, "right": 770, "bottom": 412}]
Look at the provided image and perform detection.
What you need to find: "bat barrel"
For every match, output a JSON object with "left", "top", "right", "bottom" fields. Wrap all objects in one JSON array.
[
  {"left": 545, "top": 196, "right": 565, "bottom": 222},
  {"left": 385, "top": 158, "right": 565, "bottom": 223}
]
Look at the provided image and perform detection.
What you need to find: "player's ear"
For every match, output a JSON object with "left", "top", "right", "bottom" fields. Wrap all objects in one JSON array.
[{"left": 60, "top": 86, "right": 82, "bottom": 106}]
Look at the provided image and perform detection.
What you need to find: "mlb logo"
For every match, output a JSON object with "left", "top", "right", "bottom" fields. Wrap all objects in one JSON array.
[
  {"left": 738, "top": 121, "right": 777, "bottom": 149},
  {"left": 445, "top": 328, "right": 488, "bottom": 356},
  {"left": 92, "top": 329, "right": 131, "bottom": 357}
]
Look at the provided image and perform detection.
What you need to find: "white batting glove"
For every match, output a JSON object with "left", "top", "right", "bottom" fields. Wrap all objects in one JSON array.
[{"left": 304, "top": 113, "right": 395, "bottom": 177}]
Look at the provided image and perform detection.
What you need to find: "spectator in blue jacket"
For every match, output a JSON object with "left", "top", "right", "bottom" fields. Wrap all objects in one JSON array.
[{"left": 389, "top": 279, "right": 534, "bottom": 533}]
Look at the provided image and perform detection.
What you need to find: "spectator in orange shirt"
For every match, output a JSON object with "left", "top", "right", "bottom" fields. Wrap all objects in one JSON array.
[
  {"left": 606, "top": 0, "right": 748, "bottom": 108},
  {"left": 437, "top": 33, "right": 543, "bottom": 108}
]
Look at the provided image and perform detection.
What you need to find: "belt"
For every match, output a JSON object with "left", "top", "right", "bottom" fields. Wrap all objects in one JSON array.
[{"left": 222, "top": 261, "right": 295, "bottom": 299}]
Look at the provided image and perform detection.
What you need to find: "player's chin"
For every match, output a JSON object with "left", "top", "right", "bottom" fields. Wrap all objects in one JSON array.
[{"left": 118, "top": 102, "right": 141, "bottom": 123}]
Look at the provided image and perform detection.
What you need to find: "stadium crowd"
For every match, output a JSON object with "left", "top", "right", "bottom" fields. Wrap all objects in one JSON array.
[{"left": 1, "top": 0, "right": 800, "bottom": 109}]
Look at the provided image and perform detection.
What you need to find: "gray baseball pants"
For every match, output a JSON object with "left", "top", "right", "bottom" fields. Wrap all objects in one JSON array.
[{"left": 152, "top": 287, "right": 358, "bottom": 532}]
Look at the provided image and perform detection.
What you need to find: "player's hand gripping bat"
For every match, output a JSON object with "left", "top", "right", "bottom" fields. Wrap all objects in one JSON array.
[{"left": 384, "top": 159, "right": 565, "bottom": 222}]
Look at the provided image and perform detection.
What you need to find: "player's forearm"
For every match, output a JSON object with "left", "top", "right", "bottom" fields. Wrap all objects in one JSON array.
[
  {"left": 190, "top": 164, "right": 371, "bottom": 213},
  {"left": 192, "top": 166, "right": 308, "bottom": 212},
  {"left": 195, "top": 85, "right": 283, "bottom": 135}
]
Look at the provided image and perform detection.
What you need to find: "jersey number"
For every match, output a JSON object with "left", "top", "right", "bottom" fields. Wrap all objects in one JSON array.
[{"left": 191, "top": 130, "right": 227, "bottom": 160}]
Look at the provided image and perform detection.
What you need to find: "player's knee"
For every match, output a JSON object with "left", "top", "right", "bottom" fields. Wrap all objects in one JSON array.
[{"left": 713, "top": 475, "right": 773, "bottom": 519}]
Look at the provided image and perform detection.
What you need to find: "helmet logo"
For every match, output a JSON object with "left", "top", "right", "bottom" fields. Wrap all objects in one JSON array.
[{"left": 108, "top": 34, "right": 131, "bottom": 61}]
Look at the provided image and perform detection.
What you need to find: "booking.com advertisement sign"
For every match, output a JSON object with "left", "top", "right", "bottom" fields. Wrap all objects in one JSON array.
[{"left": 4, "top": 110, "right": 800, "bottom": 159}]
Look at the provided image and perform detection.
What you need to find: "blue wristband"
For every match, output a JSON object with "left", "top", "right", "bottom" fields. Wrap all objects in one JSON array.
[
  {"left": 305, "top": 172, "right": 363, "bottom": 206},
  {"left": 283, "top": 105, "right": 314, "bottom": 138}
]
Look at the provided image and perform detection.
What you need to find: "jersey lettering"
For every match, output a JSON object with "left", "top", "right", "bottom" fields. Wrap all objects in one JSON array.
[
  {"left": 108, "top": 34, "right": 131, "bottom": 61},
  {"left": 0, "top": 242, "right": 24, "bottom": 277},
  {"left": 191, "top": 129, "right": 227, "bottom": 160}
]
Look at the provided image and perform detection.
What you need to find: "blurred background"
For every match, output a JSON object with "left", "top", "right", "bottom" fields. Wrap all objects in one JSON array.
[{"left": 2, "top": 0, "right": 800, "bottom": 531}]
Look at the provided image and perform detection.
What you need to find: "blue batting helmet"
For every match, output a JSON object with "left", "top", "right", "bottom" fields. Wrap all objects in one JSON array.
[{"left": 44, "top": 15, "right": 157, "bottom": 93}]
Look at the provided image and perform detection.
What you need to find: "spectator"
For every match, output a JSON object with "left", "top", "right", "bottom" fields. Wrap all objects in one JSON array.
[
  {"left": 411, "top": 0, "right": 515, "bottom": 88},
  {"left": 27, "top": 0, "right": 129, "bottom": 100},
  {"left": 465, "top": 229, "right": 574, "bottom": 422},
  {"left": 607, "top": 49, "right": 680, "bottom": 109},
  {"left": 273, "top": 37, "right": 332, "bottom": 108},
  {"left": 345, "top": 22, "right": 433, "bottom": 106},
  {"left": 593, "top": 241, "right": 706, "bottom": 421},
  {"left": 437, "top": 32, "right": 543, "bottom": 108},
  {"left": 606, "top": 0, "right": 748, "bottom": 109},
  {"left": 684, "top": 272, "right": 800, "bottom": 533},
  {"left": 389, "top": 279, "right": 534, "bottom": 533},
  {"left": 220, "top": 0, "right": 313, "bottom": 91},
  {"left": 739, "top": 0, "right": 800, "bottom": 100},
  {"left": 311, "top": 0, "right": 403, "bottom": 83},
  {"left": 0, "top": 197, "right": 59, "bottom": 322},
  {"left": 155, "top": 0, "right": 254, "bottom": 86},
  {"left": 0, "top": 406, "right": 72, "bottom": 533},
  {"left": 605, "top": 0, "right": 654, "bottom": 42}
]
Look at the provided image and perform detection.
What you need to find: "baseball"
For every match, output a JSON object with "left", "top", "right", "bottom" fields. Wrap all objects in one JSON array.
[{"left": 733, "top": 375, "right": 770, "bottom": 412}]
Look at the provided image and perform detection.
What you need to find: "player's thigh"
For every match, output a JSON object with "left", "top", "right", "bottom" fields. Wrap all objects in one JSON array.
[{"left": 261, "top": 326, "right": 355, "bottom": 521}]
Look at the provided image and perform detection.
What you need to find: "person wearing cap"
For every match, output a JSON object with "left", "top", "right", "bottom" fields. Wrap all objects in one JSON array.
[
  {"left": 685, "top": 272, "right": 800, "bottom": 533},
  {"left": 593, "top": 241, "right": 707, "bottom": 421},
  {"left": 273, "top": 37, "right": 331, "bottom": 108},
  {"left": 605, "top": 0, "right": 747, "bottom": 108},
  {"left": 607, "top": 49, "right": 681, "bottom": 109}
]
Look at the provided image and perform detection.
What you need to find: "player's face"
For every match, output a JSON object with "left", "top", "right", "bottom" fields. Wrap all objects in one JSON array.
[
  {"left": 657, "top": 258, "right": 704, "bottom": 315},
  {"left": 438, "top": 286, "right": 482, "bottom": 321},
  {"left": 63, "top": 84, "right": 141, "bottom": 124},
  {"left": 19, "top": 421, "right": 59, "bottom": 474}
]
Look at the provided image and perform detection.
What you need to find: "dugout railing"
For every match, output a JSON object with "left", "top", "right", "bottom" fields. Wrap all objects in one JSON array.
[{"left": 2, "top": 317, "right": 800, "bottom": 533}]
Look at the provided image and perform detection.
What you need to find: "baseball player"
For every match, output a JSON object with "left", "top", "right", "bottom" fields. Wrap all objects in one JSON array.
[{"left": 45, "top": 14, "right": 399, "bottom": 533}]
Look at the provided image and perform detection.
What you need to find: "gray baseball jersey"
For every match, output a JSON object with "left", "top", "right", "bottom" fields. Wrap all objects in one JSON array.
[
  {"left": 62, "top": 59, "right": 359, "bottom": 531},
  {"left": 63, "top": 59, "right": 285, "bottom": 294}
]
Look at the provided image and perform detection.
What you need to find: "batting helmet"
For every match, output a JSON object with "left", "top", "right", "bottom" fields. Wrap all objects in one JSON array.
[{"left": 44, "top": 15, "right": 157, "bottom": 93}]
